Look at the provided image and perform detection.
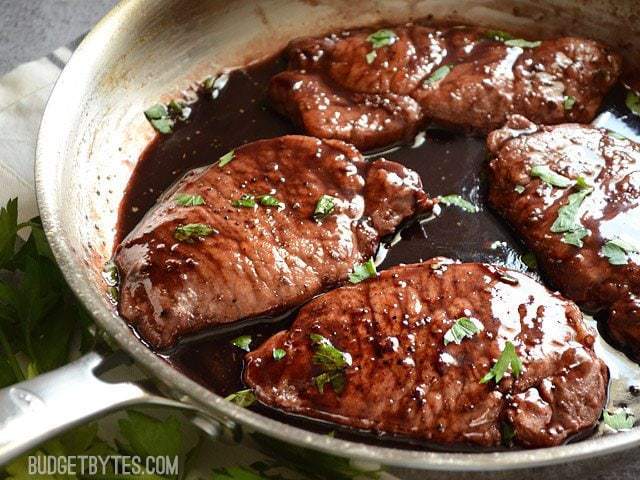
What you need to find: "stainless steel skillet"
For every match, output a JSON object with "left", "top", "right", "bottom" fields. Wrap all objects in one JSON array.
[{"left": 2, "top": 0, "right": 640, "bottom": 477}]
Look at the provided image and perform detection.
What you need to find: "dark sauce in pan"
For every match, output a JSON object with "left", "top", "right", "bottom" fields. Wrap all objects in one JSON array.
[{"left": 115, "top": 53, "right": 640, "bottom": 450}]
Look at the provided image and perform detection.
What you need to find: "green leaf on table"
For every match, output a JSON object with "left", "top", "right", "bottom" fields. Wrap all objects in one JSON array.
[{"left": 118, "top": 410, "right": 183, "bottom": 458}]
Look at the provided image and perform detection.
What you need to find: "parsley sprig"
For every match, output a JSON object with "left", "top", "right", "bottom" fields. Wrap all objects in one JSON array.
[
  {"left": 310, "top": 334, "right": 352, "bottom": 394},
  {"left": 480, "top": 341, "right": 523, "bottom": 384}
]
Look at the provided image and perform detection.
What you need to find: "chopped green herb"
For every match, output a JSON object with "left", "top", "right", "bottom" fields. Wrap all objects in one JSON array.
[
  {"left": 603, "top": 410, "right": 635, "bottom": 430},
  {"left": 601, "top": 238, "right": 639, "bottom": 265},
  {"left": 175, "top": 193, "right": 205, "bottom": 207},
  {"left": 203, "top": 76, "right": 215, "bottom": 90},
  {"left": 439, "top": 194, "right": 479, "bottom": 213},
  {"left": 168, "top": 99, "right": 191, "bottom": 120},
  {"left": 225, "top": 389, "right": 256, "bottom": 407},
  {"left": 530, "top": 165, "right": 572, "bottom": 188},
  {"left": 514, "top": 185, "right": 525, "bottom": 194},
  {"left": 425, "top": 65, "right": 453, "bottom": 86},
  {"left": 480, "top": 341, "right": 523, "bottom": 384},
  {"left": 626, "top": 91, "right": 640, "bottom": 116},
  {"left": 313, "top": 194, "right": 336, "bottom": 220},
  {"left": 348, "top": 258, "right": 377, "bottom": 284},
  {"left": 444, "top": 317, "right": 483, "bottom": 345},
  {"left": 365, "top": 50, "right": 377, "bottom": 64},
  {"left": 144, "top": 104, "right": 167, "bottom": 120},
  {"left": 144, "top": 104, "right": 175, "bottom": 134},
  {"left": 272, "top": 348, "right": 286, "bottom": 361},
  {"left": 174, "top": 223, "right": 217, "bottom": 242},
  {"left": 232, "top": 335, "right": 252, "bottom": 351},
  {"left": 485, "top": 30, "right": 513, "bottom": 41},
  {"left": 504, "top": 38, "right": 541, "bottom": 48},
  {"left": 575, "top": 176, "right": 591, "bottom": 190},
  {"left": 367, "top": 29, "right": 397, "bottom": 49},
  {"left": 232, "top": 194, "right": 257, "bottom": 208},
  {"left": 310, "top": 334, "right": 352, "bottom": 394},
  {"left": 608, "top": 130, "right": 628, "bottom": 141},
  {"left": 257, "top": 194, "right": 284, "bottom": 209},
  {"left": 563, "top": 95, "right": 576, "bottom": 111},
  {"left": 521, "top": 252, "right": 537, "bottom": 270},
  {"left": 550, "top": 188, "right": 592, "bottom": 233},
  {"left": 562, "top": 227, "right": 589, "bottom": 248},
  {"left": 102, "top": 260, "right": 119, "bottom": 287},
  {"left": 218, "top": 150, "right": 235, "bottom": 167}
]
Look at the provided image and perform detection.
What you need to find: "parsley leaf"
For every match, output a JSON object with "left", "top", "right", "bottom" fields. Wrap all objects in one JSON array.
[
  {"left": 514, "top": 185, "right": 525, "bottom": 194},
  {"left": 367, "top": 29, "right": 397, "bottom": 49},
  {"left": 118, "top": 410, "right": 182, "bottom": 458},
  {"left": 218, "top": 150, "right": 235, "bottom": 167},
  {"left": 439, "top": 194, "right": 479, "bottom": 213},
  {"left": 273, "top": 348, "right": 286, "bottom": 361},
  {"left": 313, "top": 194, "right": 336, "bottom": 220},
  {"left": 601, "top": 238, "right": 639, "bottom": 265},
  {"left": 485, "top": 30, "right": 513, "bottom": 41},
  {"left": 504, "top": 38, "right": 541, "bottom": 48},
  {"left": 603, "top": 410, "right": 635, "bottom": 430},
  {"left": 530, "top": 165, "right": 572, "bottom": 188},
  {"left": 563, "top": 95, "right": 576, "bottom": 110},
  {"left": 365, "top": 50, "right": 377, "bottom": 64},
  {"left": 310, "top": 334, "right": 352, "bottom": 394},
  {"left": 167, "top": 99, "right": 191, "bottom": 121},
  {"left": 424, "top": 65, "right": 453, "bottom": 86},
  {"left": 444, "top": 317, "right": 483, "bottom": 345},
  {"left": 175, "top": 193, "right": 205, "bottom": 206},
  {"left": 562, "top": 227, "right": 590, "bottom": 247},
  {"left": 232, "top": 335, "right": 252, "bottom": 351},
  {"left": 225, "top": 389, "right": 257, "bottom": 407},
  {"left": 480, "top": 341, "right": 523, "bottom": 384},
  {"left": 550, "top": 187, "right": 592, "bottom": 233},
  {"left": 232, "top": 194, "right": 257, "bottom": 208},
  {"left": 144, "top": 104, "right": 175, "bottom": 134},
  {"left": 626, "top": 91, "right": 640, "bottom": 116},
  {"left": 174, "top": 223, "right": 217, "bottom": 242},
  {"left": 348, "top": 258, "right": 377, "bottom": 284},
  {"left": 257, "top": 194, "right": 284, "bottom": 210}
]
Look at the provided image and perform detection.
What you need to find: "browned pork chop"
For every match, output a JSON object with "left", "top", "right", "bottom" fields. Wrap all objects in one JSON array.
[
  {"left": 115, "top": 135, "right": 433, "bottom": 349},
  {"left": 269, "top": 25, "right": 621, "bottom": 150},
  {"left": 244, "top": 259, "right": 607, "bottom": 448},
  {"left": 487, "top": 116, "right": 640, "bottom": 359}
]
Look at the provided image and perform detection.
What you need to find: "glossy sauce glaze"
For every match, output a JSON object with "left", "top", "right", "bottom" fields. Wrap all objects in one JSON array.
[{"left": 116, "top": 51, "right": 640, "bottom": 449}]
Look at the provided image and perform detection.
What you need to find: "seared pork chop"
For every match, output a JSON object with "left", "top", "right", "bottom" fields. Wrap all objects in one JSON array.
[
  {"left": 269, "top": 25, "right": 621, "bottom": 150},
  {"left": 487, "top": 116, "right": 640, "bottom": 359},
  {"left": 115, "top": 135, "right": 433, "bottom": 349},
  {"left": 244, "top": 259, "right": 607, "bottom": 448}
]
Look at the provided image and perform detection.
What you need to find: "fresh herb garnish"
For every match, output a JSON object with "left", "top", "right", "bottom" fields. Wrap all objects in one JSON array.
[
  {"left": 575, "top": 176, "right": 591, "bottom": 190},
  {"left": 365, "top": 29, "right": 397, "bottom": 64},
  {"left": 348, "top": 258, "right": 377, "bottom": 284},
  {"left": 439, "top": 194, "right": 479, "bottom": 213},
  {"left": 144, "top": 104, "right": 174, "bottom": 134},
  {"left": 562, "top": 227, "right": 590, "bottom": 248},
  {"left": 626, "top": 91, "right": 640, "bottom": 116},
  {"left": 443, "top": 317, "right": 483, "bottom": 345},
  {"left": 608, "top": 130, "right": 628, "bottom": 141},
  {"left": 257, "top": 194, "right": 284, "bottom": 210},
  {"left": 174, "top": 223, "right": 217, "bottom": 242},
  {"left": 232, "top": 194, "right": 257, "bottom": 208},
  {"left": 480, "top": 341, "right": 523, "bottom": 384},
  {"left": 225, "top": 389, "right": 256, "bottom": 407},
  {"left": 168, "top": 99, "right": 191, "bottom": 121},
  {"left": 504, "top": 38, "right": 541, "bottom": 48},
  {"left": 530, "top": 165, "right": 572, "bottom": 188},
  {"left": 273, "top": 348, "right": 286, "bottom": 361},
  {"left": 601, "top": 238, "right": 639, "bottom": 265},
  {"left": 485, "top": 30, "right": 513, "bottom": 41},
  {"left": 514, "top": 185, "right": 525, "bottom": 194},
  {"left": 425, "top": 65, "right": 453, "bottom": 86},
  {"left": 367, "top": 29, "right": 397, "bottom": 49},
  {"left": 603, "top": 410, "right": 635, "bottom": 430},
  {"left": 175, "top": 193, "right": 205, "bottom": 206},
  {"left": 563, "top": 95, "right": 576, "bottom": 111},
  {"left": 521, "top": 252, "right": 538, "bottom": 270},
  {"left": 218, "top": 150, "right": 235, "bottom": 167},
  {"left": 310, "top": 334, "right": 352, "bottom": 394},
  {"left": 550, "top": 187, "right": 592, "bottom": 234},
  {"left": 232, "top": 335, "right": 252, "bottom": 351},
  {"left": 313, "top": 194, "right": 336, "bottom": 220}
]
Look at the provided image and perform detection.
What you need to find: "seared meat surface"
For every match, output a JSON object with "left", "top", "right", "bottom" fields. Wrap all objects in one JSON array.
[
  {"left": 115, "top": 135, "right": 433, "bottom": 349},
  {"left": 488, "top": 117, "right": 640, "bottom": 359},
  {"left": 269, "top": 25, "right": 621, "bottom": 150},
  {"left": 244, "top": 259, "right": 607, "bottom": 448}
]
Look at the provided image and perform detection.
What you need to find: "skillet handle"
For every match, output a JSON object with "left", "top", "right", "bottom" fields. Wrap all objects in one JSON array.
[{"left": 0, "top": 351, "right": 213, "bottom": 465}]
